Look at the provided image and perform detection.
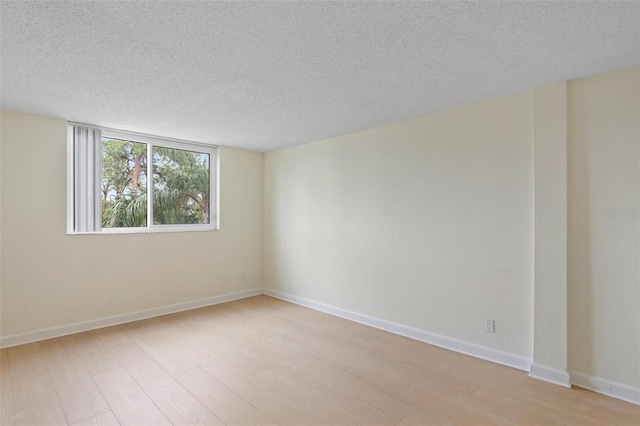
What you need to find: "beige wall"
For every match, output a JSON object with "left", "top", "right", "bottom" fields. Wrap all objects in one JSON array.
[
  {"left": 264, "top": 66, "right": 640, "bottom": 390},
  {"left": 0, "top": 110, "right": 264, "bottom": 337},
  {"left": 568, "top": 67, "right": 640, "bottom": 387},
  {"left": 264, "top": 92, "right": 535, "bottom": 357},
  {"left": 1, "top": 67, "right": 638, "bottom": 392}
]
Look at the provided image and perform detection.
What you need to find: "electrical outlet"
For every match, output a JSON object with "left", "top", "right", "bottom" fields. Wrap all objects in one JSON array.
[
  {"left": 240, "top": 272, "right": 246, "bottom": 282},
  {"left": 484, "top": 319, "right": 495, "bottom": 333}
]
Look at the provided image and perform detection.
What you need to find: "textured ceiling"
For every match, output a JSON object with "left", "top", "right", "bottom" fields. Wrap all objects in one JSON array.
[{"left": 1, "top": 1, "right": 639, "bottom": 152}]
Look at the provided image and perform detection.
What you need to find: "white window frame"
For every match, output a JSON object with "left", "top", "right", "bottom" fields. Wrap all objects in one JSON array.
[{"left": 67, "top": 123, "right": 219, "bottom": 234}]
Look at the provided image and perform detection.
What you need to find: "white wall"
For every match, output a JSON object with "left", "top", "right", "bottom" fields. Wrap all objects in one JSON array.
[
  {"left": 264, "top": 92, "right": 535, "bottom": 357},
  {"left": 0, "top": 110, "right": 264, "bottom": 337},
  {"left": 567, "top": 67, "right": 640, "bottom": 388}
]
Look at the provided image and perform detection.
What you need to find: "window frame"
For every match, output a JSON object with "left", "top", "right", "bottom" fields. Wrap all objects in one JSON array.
[{"left": 67, "top": 123, "right": 219, "bottom": 235}]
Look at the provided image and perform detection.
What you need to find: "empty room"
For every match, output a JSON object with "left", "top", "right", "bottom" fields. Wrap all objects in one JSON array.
[{"left": 1, "top": 1, "right": 639, "bottom": 425}]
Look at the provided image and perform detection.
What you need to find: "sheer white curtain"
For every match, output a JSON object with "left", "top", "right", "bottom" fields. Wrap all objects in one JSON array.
[{"left": 73, "top": 126, "right": 102, "bottom": 232}]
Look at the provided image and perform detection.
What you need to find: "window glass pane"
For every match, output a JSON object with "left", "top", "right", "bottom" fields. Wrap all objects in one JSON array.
[
  {"left": 152, "top": 146, "right": 210, "bottom": 225},
  {"left": 101, "top": 137, "right": 148, "bottom": 228}
]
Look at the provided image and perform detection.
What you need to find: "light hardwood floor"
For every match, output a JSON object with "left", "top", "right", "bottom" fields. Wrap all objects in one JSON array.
[{"left": 1, "top": 295, "right": 638, "bottom": 425}]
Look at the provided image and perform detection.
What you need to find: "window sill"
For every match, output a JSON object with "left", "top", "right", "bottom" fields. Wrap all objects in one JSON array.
[{"left": 68, "top": 225, "right": 218, "bottom": 235}]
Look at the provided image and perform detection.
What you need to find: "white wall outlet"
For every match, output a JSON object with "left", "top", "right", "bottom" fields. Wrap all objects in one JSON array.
[
  {"left": 484, "top": 319, "right": 495, "bottom": 333},
  {"left": 240, "top": 272, "right": 246, "bottom": 282}
]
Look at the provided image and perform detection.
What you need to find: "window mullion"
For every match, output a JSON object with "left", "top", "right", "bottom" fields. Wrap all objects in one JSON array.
[{"left": 147, "top": 143, "right": 154, "bottom": 228}]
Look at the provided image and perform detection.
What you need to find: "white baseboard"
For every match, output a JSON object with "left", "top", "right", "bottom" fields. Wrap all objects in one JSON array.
[
  {"left": 4, "top": 286, "right": 637, "bottom": 407},
  {"left": 528, "top": 363, "right": 571, "bottom": 388},
  {"left": 0, "top": 288, "right": 263, "bottom": 349},
  {"left": 264, "top": 289, "right": 639, "bottom": 406},
  {"left": 264, "top": 288, "right": 531, "bottom": 372},
  {"left": 570, "top": 371, "right": 640, "bottom": 406}
]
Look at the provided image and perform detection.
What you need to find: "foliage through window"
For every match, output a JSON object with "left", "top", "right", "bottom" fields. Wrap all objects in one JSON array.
[{"left": 68, "top": 125, "right": 217, "bottom": 233}]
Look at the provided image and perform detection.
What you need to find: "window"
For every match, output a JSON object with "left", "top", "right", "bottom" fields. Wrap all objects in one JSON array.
[{"left": 67, "top": 124, "right": 218, "bottom": 234}]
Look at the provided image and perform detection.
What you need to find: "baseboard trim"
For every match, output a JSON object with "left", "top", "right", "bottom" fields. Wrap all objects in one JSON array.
[
  {"left": 528, "top": 363, "right": 571, "bottom": 388},
  {"left": 5, "top": 287, "right": 637, "bottom": 406},
  {"left": 264, "top": 288, "right": 531, "bottom": 372},
  {"left": 0, "top": 288, "right": 263, "bottom": 349},
  {"left": 570, "top": 371, "right": 640, "bottom": 406}
]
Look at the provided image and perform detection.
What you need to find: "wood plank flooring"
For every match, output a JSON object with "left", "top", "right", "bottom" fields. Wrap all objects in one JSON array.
[{"left": 0, "top": 295, "right": 638, "bottom": 425}]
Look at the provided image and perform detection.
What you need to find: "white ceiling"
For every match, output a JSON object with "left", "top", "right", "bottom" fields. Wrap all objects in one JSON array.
[{"left": 1, "top": 1, "right": 639, "bottom": 152}]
